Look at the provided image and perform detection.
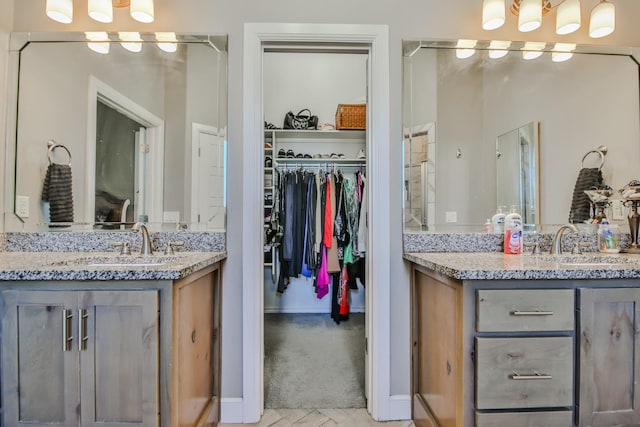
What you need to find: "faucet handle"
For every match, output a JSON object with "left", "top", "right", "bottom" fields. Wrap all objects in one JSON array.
[
  {"left": 164, "top": 241, "right": 185, "bottom": 255},
  {"left": 111, "top": 241, "right": 131, "bottom": 255},
  {"left": 524, "top": 242, "right": 542, "bottom": 255}
]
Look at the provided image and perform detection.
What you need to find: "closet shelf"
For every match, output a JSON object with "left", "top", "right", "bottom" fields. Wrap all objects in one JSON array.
[{"left": 275, "top": 158, "right": 365, "bottom": 165}]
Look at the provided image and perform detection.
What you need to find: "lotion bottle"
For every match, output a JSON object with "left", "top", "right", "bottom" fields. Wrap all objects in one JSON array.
[
  {"left": 504, "top": 205, "right": 523, "bottom": 254},
  {"left": 491, "top": 206, "right": 506, "bottom": 234}
]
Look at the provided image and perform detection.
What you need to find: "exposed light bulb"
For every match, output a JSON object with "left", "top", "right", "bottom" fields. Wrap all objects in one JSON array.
[
  {"left": 556, "top": 0, "right": 581, "bottom": 35},
  {"left": 456, "top": 39, "right": 477, "bottom": 59},
  {"left": 130, "top": 0, "right": 155, "bottom": 23},
  {"left": 156, "top": 32, "right": 177, "bottom": 53},
  {"left": 521, "top": 41, "right": 546, "bottom": 60},
  {"left": 119, "top": 32, "right": 143, "bottom": 53},
  {"left": 46, "top": 0, "right": 73, "bottom": 24},
  {"left": 590, "top": 0, "right": 615, "bottom": 38},
  {"left": 552, "top": 43, "right": 576, "bottom": 62},
  {"left": 488, "top": 40, "right": 511, "bottom": 59},
  {"left": 88, "top": 0, "right": 113, "bottom": 23},
  {"left": 518, "top": 0, "right": 542, "bottom": 32},
  {"left": 482, "top": 0, "right": 506, "bottom": 30},
  {"left": 85, "top": 31, "right": 110, "bottom": 54}
]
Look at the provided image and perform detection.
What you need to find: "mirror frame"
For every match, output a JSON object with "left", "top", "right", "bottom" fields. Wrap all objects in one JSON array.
[{"left": 4, "top": 32, "right": 228, "bottom": 232}]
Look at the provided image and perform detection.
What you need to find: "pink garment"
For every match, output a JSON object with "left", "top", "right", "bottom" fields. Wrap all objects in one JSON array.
[
  {"left": 316, "top": 246, "right": 330, "bottom": 299},
  {"left": 323, "top": 176, "right": 332, "bottom": 248}
]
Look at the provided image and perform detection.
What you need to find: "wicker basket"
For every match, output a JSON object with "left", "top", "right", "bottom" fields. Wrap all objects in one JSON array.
[{"left": 335, "top": 104, "right": 366, "bottom": 130}]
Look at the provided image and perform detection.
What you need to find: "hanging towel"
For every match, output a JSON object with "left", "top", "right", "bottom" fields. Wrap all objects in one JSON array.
[
  {"left": 568, "top": 167, "right": 603, "bottom": 224},
  {"left": 42, "top": 163, "right": 74, "bottom": 224}
]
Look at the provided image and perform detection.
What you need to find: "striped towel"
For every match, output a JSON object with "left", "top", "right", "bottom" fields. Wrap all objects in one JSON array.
[
  {"left": 568, "top": 167, "right": 603, "bottom": 224},
  {"left": 42, "top": 163, "right": 74, "bottom": 223}
]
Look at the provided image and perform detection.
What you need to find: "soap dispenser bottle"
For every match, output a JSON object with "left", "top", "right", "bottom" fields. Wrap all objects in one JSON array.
[
  {"left": 491, "top": 206, "right": 507, "bottom": 233},
  {"left": 504, "top": 205, "right": 523, "bottom": 254}
]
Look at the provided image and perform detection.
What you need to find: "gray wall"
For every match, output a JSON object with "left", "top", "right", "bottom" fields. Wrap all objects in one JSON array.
[{"left": 7, "top": 0, "right": 640, "bottom": 404}]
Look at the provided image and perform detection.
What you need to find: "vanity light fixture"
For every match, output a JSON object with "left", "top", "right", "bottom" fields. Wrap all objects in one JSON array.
[
  {"left": 482, "top": 0, "right": 506, "bottom": 30},
  {"left": 455, "top": 39, "right": 477, "bottom": 59},
  {"left": 88, "top": 0, "right": 113, "bottom": 23},
  {"left": 488, "top": 40, "right": 511, "bottom": 58},
  {"left": 45, "top": 0, "right": 73, "bottom": 24},
  {"left": 155, "top": 32, "right": 178, "bottom": 53},
  {"left": 551, "top": 42, "right": 576, "bottom": 62},
  {"left": 521, "top": 41, "right": 546, "bottom": 60},
  {"left": 481, "top": 0, "right": 616, "bottom": 38},
  {"left": 589, "top": 0, "right": 615, "bottom": 38},
  {"left": 48, "top": 0, "right": 154, "bottom": 24},
  {"left": 119, "top": 32, "right": 143, "bottom": 53},
  {"left": 85, "top": 31, "right": 110, "bottom": 54}
]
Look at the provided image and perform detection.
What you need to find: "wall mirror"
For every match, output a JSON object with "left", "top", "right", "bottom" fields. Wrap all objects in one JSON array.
[
  {"left": 402, "top": 40, "right": 640, "bottom": 231},
  {"left": 5, "top": 32, "right": 228, "bottom": 232}
]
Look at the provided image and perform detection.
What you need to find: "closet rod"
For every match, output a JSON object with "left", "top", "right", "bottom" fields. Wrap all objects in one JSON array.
[{"left": 275, "top": 163, "right": 366, "bottom": 170}]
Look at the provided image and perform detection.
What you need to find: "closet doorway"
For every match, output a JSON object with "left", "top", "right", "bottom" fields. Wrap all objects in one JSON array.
[
  {"left": 243, "top": 23, "right": 391, "bottom": 423},
  {"left": 262, "top": 47, "right": 368, "bottom": 411}
]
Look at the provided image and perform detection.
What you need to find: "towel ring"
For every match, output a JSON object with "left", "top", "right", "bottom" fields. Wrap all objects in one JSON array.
[
  {"left": 581, "top": 145, "right": 607, "bottom": 169},
  {"left": 47, "top": 139, "right": 72, "bottom": 166}
]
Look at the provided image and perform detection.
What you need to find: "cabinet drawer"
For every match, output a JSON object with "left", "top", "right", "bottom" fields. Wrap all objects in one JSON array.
[
  {"left": 476, "top": 337, "right": 573, "bottom": 410},
  {"left": 477, "top": 289, "right": 574, "bottom": 332},
  {"left": 476, "top": 410, "right": 573, "bottom": 427}
]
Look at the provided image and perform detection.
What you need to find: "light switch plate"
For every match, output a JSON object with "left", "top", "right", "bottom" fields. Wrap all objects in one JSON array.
[
  {"left": 445, "top": 211, "right": 457, "bottom": 223},
  {"left": 16, "top": 195, "right": 29, "bottom": 218}
]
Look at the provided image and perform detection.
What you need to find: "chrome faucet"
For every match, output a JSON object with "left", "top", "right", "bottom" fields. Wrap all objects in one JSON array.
[
  {"left": 550, "top": 224, "right": 579, "bottom": 255},
  {"left": 132, "top": 222, "right": 154, "bottom": 255}
]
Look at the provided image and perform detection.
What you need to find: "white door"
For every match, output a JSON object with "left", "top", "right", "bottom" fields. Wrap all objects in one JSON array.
[{"left": 192, "top": 124, "right": 226, "bottom": 228}]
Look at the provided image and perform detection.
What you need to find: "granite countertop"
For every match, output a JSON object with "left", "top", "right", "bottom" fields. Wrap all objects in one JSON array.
[
  {"left": 0, "top": 251, "right": 226, "bottom": 281},
  {"left": 404, "top": 252, "right": 640, "bottom": 281}
]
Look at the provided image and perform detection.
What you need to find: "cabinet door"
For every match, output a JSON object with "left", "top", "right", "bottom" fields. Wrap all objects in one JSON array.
[
  {"left": 79, "top": 290, "right": 158, "bottom": 427},
  {"left": 412, "top": 268, "right": 463, "bottom": 427},
  {"left": 1, "top": 290, "right": 79, "bottom": 426},
  {"left": 579, "top": 287, "right": 640, "bottom": 427}
]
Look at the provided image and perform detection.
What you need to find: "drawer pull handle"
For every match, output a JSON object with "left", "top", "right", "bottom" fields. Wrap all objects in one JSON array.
[
  {"left": 510, "top": 372, "right": 553, "bottom": 381},
  {"left": 62, "top": 309, "right": 73, "bottom": 352},
  {"left": 510, "top": 310, "right": 554, "bottom": 316}
]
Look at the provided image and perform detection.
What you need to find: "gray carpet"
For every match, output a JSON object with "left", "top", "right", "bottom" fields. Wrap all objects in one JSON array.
[{"left": 264, "top": 313, "right": 366, "bottom": 409}]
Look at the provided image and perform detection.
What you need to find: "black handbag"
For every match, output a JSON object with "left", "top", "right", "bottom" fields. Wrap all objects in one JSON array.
[{"left": 283, "top": 109, "right": 318, "bottom": 130}]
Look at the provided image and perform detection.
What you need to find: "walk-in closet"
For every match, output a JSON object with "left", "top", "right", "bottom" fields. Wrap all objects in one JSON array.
[{"left": 262, "top": 47, "right": 369, "bottom": 410}]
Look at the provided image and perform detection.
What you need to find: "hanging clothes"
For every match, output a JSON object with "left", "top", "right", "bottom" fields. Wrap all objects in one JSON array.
[{"left": 271, "top": 166, "right": 367, "bottom": 323}]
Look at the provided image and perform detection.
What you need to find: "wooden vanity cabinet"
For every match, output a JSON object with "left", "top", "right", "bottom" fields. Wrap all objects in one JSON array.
[
  {"left": 2, "top": 290, "right": 158, "bottom": 427},
  {"left": 0, "top": 263, "right": 222, "bottom": 427},
  {"left": 411, "top": 265, "right": 574, "bottom": 427},
  {"left": 412, "top": 263, "right": 640, "bottom": 427}
]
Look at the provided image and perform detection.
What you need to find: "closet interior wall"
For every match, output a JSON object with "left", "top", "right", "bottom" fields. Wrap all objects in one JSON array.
[{"left": 263, "top": 49, "right": 368, "bottom": 314}]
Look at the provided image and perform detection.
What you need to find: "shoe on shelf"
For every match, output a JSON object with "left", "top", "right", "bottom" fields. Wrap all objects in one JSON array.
[
  {"left": 303, "top": 154, "right": 312, "bottom": 158},
  {"left": 286, "top": 149, "right": 295, "bottom": 158},
  {"left": 265, "top": 156, "right": 272, "bottom": 168},
  {"left": 330, "top": 153, "right": 339, "bottom": 159},
  {"left": 278, "top": 149, "right": 286, "bottom": 158},
  {"left": 357, "top": 148, "right": 366, "bottom": 159},
  {"left": 264, "top": 141, "right": 272, "bottom": 148}
]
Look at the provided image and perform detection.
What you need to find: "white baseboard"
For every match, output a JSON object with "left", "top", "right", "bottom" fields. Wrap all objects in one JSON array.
[
  {"left": 388, "top": 394, "right": 412, "bottom": 421},
  {"left": 221, "top": 395, "right": 412, "bottom": 423},
  {"left": 220, "top": 397, "right": 244, "bottom": 423}
]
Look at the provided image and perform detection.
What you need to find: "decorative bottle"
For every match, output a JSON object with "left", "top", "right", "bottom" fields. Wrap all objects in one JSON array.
[
  {"left": 491, "top": 206, "right": 506, "bottom": 234},
  {"left": 504, "top": 205, "right": 523, "bottom": 255}
]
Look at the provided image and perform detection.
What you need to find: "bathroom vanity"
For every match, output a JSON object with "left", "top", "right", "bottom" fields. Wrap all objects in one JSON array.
[
  {"left": 0, "top": 250, "right": 225, "bottom": 427},
  {"left": 406, "top": 251, "right": 640, "bottom": 427}
]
